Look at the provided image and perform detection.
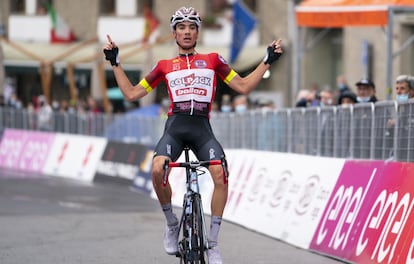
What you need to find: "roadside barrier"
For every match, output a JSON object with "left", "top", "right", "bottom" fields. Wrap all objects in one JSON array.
[{"left": 1, "top": 128, "right": 413, "bottom": 264}]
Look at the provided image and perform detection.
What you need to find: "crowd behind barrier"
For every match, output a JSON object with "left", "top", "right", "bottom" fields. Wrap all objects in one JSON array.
[{"left": 0, "top": 99, "right": 413, "bottom": 162}]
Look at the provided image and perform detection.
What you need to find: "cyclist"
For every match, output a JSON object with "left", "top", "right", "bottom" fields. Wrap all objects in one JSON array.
[{"left": 103, "top": 6, "right": 283, "bottom": 263}]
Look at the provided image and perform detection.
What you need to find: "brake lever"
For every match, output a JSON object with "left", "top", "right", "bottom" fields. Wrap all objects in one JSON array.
[
  {"left": 162, "top": 159, "right": 169, "bottom": 187},
  {"left": 220, "top": 156, "right": 229, "bottom": 184}
]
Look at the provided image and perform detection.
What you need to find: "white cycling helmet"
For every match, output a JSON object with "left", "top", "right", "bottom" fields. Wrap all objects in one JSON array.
[{"left": 170, "top": 7, "right": 202, "bottom": 31}]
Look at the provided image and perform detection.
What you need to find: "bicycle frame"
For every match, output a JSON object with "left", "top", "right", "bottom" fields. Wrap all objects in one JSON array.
[{"left": 162, "top": 147, "right": 228, "bottom": 263}]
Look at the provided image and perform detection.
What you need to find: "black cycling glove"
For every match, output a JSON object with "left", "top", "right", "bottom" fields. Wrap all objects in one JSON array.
[
  {"left": 103, "top": 47, "right": 119, "bottom": 67},
  {"left": 263, "top": 45, "right": 282, "bottom": 65}
]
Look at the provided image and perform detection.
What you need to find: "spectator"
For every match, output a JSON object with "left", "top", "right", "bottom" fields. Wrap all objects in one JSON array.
[
  {"left": 8, "top": 92, "right": 23, "bottom": 109},
  {"left": 295, "top": 89, "right": 311, "bottom": 107},
  {"left": 295, "top": 83, "right": 320, "bottom": 107},
  {"left": 409, "top": 76, "right": 414, "bottom": 99},
  {"left": 308, "top": 82, "right": 321, "bottom": 106},
  {"left": 256, "top": 97, "right": 275, "bottom": 112},
  {"left": 395, "top": 75, "right": 414, "bottom": 103},
  {"left": 220, "top": 94, "right": 232, "bottom": 113},
  {"left": 319, "top": 89, "right": 335, "bottom": 107},
  {"left": 384, "top": 75, "right": 414, "bottom": 159},
  {"left": 338, "top": 91, "right": 357, "bottom": 106},
  {"left": 87, "top": 96, "right": 103, "bottom": 113},
  {"left": 51, "top": 99, "right": 60, "bottom": 112},
  {"left": 336, "top": 75, "right": 352, "bottom": 104},
  {"left": 355, "top": 78, "right": 377, "bottom": 103},
  {"left": 336, "top": 75, "right": 351, "bottom": 95},
  {"left": 0, "top": 94, "right": 4, "bottom": 106},
  {"left": 233, "top": 94, "right": 249, "bottom": 113},
  {"left": 59, "top": 99, "right": 69, "bottom": 113},
  {"left": 4, "top": 77, "right": 15, "bottom": 105},
  {"left": 37, "top": 95, "right": 53, "bottom": 131}
]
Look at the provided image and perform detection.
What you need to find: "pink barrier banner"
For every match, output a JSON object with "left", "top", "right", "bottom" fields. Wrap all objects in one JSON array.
[
  {"left": 310, "top": 160, "right": 414, "bottom": 264},
  {"left": 0, "top": 129, "right": 55, "bottom": 173}
]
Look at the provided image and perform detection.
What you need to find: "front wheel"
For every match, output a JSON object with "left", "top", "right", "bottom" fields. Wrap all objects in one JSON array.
[{"left": 190, "top": 193, "right": 207, "bottom": 264}]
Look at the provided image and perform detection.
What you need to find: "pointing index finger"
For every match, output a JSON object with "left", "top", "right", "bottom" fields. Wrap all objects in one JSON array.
[
  {"left": 275, "top": 39, "right": 282, "bottom": 46},
  {"left": 106, "top": 34, "right": 114, "bottom": 45}
]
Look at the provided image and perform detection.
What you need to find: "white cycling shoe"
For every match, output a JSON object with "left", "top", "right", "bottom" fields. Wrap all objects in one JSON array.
[
  {"left": 163, "top": 223, "right": 179, "bottom": 255},
  {"left": 207, "top": 245, "right": 223, "bottom": 264}
]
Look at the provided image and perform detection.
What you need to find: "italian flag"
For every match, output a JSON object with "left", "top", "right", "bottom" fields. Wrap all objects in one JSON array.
[{"left": 46, "top": 4, "right": 76, "bottom": 43}]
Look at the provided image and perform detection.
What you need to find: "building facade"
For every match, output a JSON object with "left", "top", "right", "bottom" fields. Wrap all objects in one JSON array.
[
  {"left": 0, "top": 0, "right": 292, "bottom": 110},
  {"left": 1, "top": 0, "right": 413, "bottom": 110}
]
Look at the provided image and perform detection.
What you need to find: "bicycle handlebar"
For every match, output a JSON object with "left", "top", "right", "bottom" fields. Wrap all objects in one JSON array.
[{"left": 162, "top": 157, "right": 229, "bottom": 187}]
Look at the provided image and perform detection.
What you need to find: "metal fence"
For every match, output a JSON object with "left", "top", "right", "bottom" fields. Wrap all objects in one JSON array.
[{"left": 1, "top": 100, "right": 413, "bottom": 162}]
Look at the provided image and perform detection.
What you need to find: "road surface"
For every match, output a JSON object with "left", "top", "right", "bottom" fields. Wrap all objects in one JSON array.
[{"left": 0, "top": 170, "right": 346, "bottom": 264}]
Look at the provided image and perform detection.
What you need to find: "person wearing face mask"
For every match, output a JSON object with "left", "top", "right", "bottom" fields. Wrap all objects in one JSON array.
[
  {"left": 233, "top": 94, "right": 249, "bottom": 113},
  {"left": 319, "top": 89, "right": 335, "bottom": 107},
  {"left": 395, "top": 75, "right": 414, "bottom": 103},
  {"left": 336, "top": 75, "right": 351, "bottom": 95},
  {"left": 355, "top": 78, "right": 378, "bottom": 103},
  {"left": 220, "top": 94, "right": 232, "bottom": 113},
  {"left": 384, "top": 75, "right": 414, "bottom": 159}
]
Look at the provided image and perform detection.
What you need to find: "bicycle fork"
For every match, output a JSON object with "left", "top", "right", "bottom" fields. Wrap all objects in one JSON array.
[
  {"left": 179, "top": 193, "right": 209, "bottom": 261},
  {"left": 188, "top": 169, "right": 210, "bottom": 251}
]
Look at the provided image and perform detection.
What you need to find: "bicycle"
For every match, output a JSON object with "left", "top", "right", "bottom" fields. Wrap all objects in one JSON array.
[{"left": 162, "top": 147, "right": 229, "bottom": 264}]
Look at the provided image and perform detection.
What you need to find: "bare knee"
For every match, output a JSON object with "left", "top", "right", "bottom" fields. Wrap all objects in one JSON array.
[
  {"left": 209, "top": 165, "right": 227, "bottom": 188},
  {"left": 152, "top": 156, "right": 170, "bottom": 187}
]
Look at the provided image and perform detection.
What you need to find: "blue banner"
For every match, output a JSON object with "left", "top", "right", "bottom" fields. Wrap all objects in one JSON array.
[{"left": 230, "top": 1, "right": 257, "bottom": 64}]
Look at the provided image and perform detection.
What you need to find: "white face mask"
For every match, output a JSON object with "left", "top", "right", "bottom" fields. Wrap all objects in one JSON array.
[
  {"left": 357, "top": 96, "right": 371, "bottom": 103},
  {"left": 396, "top": 94, "right": 409, "bottom": 103},
  {"left": 235, "top": 104, "right": 247, "bottom": 113},
  {"left": 338, "top": 84, "right": 347, "bottom": 91},
  {"left": 221, "top": 105, "right": 231, "bottom": 113}
]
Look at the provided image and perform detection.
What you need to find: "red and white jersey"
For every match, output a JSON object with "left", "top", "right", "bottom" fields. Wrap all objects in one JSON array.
[{"left": 139, "top": 52, "right": 237, "bottom": 117}]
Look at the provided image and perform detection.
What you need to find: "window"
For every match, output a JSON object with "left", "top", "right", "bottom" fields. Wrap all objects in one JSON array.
[
  {"left": 100, "top": 0, "right": 115, "bottom": 15},
  {"left": 10, "top": 0, "right": 25, "bottom": 13}
]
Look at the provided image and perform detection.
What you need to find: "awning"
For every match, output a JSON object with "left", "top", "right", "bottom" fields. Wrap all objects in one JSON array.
[{"left": 296, "top": 0, "right": 414, "bottom": 27}]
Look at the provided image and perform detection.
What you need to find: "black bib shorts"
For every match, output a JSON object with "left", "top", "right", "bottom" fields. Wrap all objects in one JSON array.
[{"left": 153, "top": 115, "right": 225, "bottom": 162}]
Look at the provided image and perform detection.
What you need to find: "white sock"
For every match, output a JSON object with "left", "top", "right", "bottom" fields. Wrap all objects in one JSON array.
[
  {"left": 162, "top": 203, "right": 178, "bottom": 226},
  {"left": 209, "top": 216, "right": 222, "bottom": 247}
]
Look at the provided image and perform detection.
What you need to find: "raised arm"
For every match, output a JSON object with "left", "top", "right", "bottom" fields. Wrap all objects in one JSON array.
[
  {"left": 228, "top": 39, "right": 283, "bottom": 95},
  {"left": 103, "top": 35, "right": 148, "bottom": 101}
]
